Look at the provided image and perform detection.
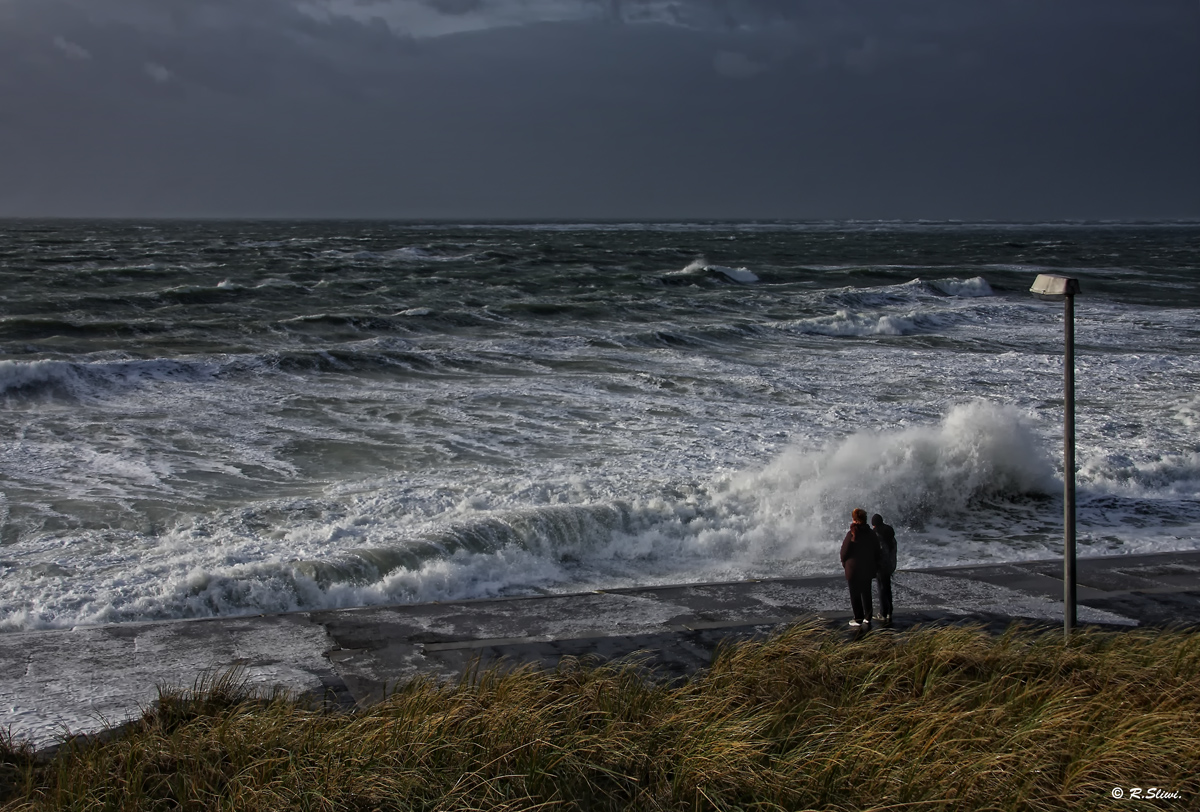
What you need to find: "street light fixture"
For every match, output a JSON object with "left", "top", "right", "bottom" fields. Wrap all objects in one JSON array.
[{"left": 1030, "top": 273, "right": 1082, "bottom": 637}]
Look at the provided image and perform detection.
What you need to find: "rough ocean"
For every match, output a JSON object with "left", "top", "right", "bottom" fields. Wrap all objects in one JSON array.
[{"left": 1, "top": 220, "right": 1197, "bottom": 631}]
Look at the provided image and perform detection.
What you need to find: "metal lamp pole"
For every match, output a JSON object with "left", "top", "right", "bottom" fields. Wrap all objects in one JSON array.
[{"left": 1030, "top": 274, "right": 1081, "bottom": 636}]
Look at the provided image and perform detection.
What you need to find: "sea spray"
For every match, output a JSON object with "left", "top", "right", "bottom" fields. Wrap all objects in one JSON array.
[{"left": 710, "top": 400, "right": 1058, "bottom": 557}]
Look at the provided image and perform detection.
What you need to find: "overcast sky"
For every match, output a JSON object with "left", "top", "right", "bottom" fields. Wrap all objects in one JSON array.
[{"left": 1, "top": 0, "right": 1197, "bottom": 220}]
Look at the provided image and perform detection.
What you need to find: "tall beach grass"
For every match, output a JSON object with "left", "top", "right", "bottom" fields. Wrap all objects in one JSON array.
[{"left": 1, "top": 621, "right": 1196, "bottom": 811}]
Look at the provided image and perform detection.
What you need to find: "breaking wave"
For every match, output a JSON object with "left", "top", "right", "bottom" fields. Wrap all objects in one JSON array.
[{"left": 0, "top": 400, "right": 1064, "bottom": 629}]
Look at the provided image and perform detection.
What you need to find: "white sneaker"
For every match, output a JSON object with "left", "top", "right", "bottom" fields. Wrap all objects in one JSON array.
[{"left": 848, "top": 619, "right": 862, "bottom": 627}]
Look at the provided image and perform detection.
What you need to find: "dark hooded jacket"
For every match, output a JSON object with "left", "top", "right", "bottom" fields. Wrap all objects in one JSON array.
[
  {"left": 840, "top": 522, "right": 880, "bottom": 583},
  {"left": 873, "top": 520, "right": 897, "bottom": 576}
]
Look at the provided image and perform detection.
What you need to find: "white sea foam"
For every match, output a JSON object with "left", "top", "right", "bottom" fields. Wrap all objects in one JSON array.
[{"left": 0, "top": 400, "right": 1081, "bottom": 629}]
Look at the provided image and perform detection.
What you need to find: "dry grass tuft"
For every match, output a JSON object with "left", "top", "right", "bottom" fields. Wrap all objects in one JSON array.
[{"left": 1, "top": 621, "right": 1196, "bottom": 811}]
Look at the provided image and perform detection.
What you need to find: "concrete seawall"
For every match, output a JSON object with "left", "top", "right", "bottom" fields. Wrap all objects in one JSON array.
[{"left": 2, "top": 550, "right": 1198, "bottom": 751}]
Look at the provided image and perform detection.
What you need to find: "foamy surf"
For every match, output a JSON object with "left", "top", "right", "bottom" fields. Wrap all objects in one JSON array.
[
  {"left": 1, "top": 220, "right": 1197, "bottom": 631},
  {"left": 6, "top": 399, "right": 1174, "bottom": 631}
]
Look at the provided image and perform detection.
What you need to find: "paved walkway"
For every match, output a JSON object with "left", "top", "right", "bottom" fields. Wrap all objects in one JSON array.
[{"left": 2, "top": 551, "right": 1197, "bottom": 751}]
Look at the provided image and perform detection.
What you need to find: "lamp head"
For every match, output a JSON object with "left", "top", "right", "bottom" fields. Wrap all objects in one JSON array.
[{"left": 1030, "top": 274, "right": 1081, "bottom": 297}]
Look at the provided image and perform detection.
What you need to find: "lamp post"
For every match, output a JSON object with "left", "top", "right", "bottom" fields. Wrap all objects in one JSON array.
[{"left": 1030, "top": 273, "right": 1081, "bottom": 637}]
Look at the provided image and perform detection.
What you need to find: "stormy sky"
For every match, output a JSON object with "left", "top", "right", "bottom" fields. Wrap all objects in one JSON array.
[{"left": 1, "top": 0, "right": 1197, "bottom": 220}]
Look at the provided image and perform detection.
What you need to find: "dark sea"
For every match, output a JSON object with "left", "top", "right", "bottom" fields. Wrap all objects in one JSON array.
[{"left": 1, "top": 220, "right": 1197, "bottom": 630}]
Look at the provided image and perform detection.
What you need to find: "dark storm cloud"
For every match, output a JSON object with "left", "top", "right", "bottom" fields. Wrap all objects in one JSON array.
[{"left": 0, "top": 0, "right": 1196, "bottom": 219}]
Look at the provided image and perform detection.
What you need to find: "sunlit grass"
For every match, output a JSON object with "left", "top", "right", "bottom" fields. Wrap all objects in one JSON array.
[{"left": 2, "top": 621, "right": 1196, "bottom": 810}]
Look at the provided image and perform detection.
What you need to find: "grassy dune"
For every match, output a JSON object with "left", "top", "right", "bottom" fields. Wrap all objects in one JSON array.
[{"left": 1, "top": 621, "right": 1197, "bottom": 811}]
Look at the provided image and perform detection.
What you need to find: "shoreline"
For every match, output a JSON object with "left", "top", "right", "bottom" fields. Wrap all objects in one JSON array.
[{"left": 2, "top": 549, "right": 1198, "bottom": 751}]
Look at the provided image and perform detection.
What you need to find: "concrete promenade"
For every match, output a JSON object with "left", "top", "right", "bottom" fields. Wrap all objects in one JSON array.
[{"left": 2, "top": 550, "right": 1198, "bottom": 751}]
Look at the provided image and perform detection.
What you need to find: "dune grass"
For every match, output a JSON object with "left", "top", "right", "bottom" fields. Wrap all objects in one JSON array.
[{"left": 1, "top": 621, "right": 1197, "bottom": 811}]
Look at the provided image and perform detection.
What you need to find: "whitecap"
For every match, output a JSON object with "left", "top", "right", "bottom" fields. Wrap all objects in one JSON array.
[
  {"left": 927, "top": 276, "right": 994, "bottom": 297},
  {"left": 663, "top": 258, "right": 758, "bottom": 283},
  {"left": 707, "top": 265, "right": 759, "bottom": 284}
]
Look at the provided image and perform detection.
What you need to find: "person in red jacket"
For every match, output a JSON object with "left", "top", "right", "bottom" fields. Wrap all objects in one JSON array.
[{"left": 840, "top": 508, "right": 881, "bottom": 627}]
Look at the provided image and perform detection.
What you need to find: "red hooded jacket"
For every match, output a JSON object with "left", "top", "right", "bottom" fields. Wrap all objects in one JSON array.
[{"left": 840, "top": 522, "right": 880, "bottom": 582}]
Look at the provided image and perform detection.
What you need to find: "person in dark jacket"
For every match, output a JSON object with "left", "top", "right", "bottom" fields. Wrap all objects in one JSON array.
[
  {"left": 840, "top": 508, "right": 880, "bottom": 627},
  {"left": 871, "top": 513, "right": 897, "bottom": 624}
]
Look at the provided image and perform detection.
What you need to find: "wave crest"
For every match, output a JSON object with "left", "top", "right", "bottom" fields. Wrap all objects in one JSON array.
[{"left": 715, "top": 400, "right": 1058, "bottom": 554}]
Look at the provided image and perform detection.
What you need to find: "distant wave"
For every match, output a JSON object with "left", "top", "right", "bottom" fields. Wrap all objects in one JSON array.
[
  {"left": 785, "top": 308, "right": 960, "bottom": 337},
  {"left": 788, "top": 276, "right": 995, "bottom": 337},
  {"left": 925, "top": 276, "right": 994, "bottom": 297},
  {"left": 317, "top": 246, "right": 477, "bottom": 264},
  {"left": 0, "top": 315, "right": 176, "bottom": 342},
  {"left": 0, "top": 338, "right": 570, "bottom": 401},
  {"left": 661, "top": 259, "right": 759, "bottom": 285},
  {"left": 0, "top": 358, "right": 218, "bottom": 400},
  {"left": 845, "top": 276, "right": 993, "bottom": 302}
]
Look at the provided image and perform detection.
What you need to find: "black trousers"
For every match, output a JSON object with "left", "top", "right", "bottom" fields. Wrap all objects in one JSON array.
[
  {"left": 847, "top": 577, "right": 874, "bottom": 622},
  {"left": 876, "top": 571, "right": 893, "bottom": 619}
]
